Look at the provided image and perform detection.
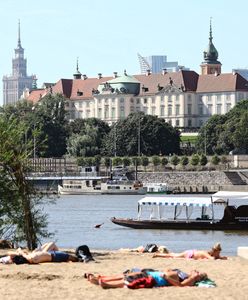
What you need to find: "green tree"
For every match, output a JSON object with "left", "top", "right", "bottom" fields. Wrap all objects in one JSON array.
[
  {"left": 170, "top": 155, "right": 180, "bottom": 169},
  {"left": 190, "top": 154, "right": 200, "bottom": 166},
  {"left": 112, "top": 157, "right": 123, "bottom": 166},
  {"left": 161, "top": 157, "right": 169, "bottom": 168},
  {"left": 122, "top": 157, "right": 131, "bottom": 167},
  {"left": 0, "top": 115, "right": 51, "bottom": 249},
  {"left": 141, "top": 156, "right": 149, "bottom": 171},
  {"left": 132, "top": 157, "right": 141, "bottom": 167},
  {"left": 180, "top": 156, "right": 189, "bottom": 168},
  {"left": 152, "top": 156, "right": 161, "bottom": 171},
  {"left": 199, "top": 154, "right": 208, "bottom": 166},
  {"left": 102, "top": 112, "right": 180, "bottom": 156},
  {"left": 211, "top": 154, "right": 220, "bottom": 166}
]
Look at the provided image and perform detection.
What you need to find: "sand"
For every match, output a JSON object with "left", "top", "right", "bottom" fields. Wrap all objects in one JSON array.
[{"left": 0, "top": 249, "right": 247, "bottom": 300}]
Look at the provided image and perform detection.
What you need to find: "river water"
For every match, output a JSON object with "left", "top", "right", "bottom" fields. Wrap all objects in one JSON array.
[{"left": 42, "top": 194, "right": 248, "bottom": 256}]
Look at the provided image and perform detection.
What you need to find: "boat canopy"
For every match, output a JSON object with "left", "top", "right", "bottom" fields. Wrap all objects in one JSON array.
[
  {"left": 138, "top": 196, "right": 227, "bottom": 208},
  {"left": 212, "top": 191, "right": 248, "bottom": 200}
]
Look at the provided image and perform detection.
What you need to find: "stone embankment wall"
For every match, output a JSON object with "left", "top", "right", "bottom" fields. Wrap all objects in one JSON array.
[{"left": 138, "top": 171, "right": 248, "bottom": 193}]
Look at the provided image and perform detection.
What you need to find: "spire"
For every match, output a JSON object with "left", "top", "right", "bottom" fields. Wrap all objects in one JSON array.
[
  {"left": 209, "top": 17, "right": 213, "bottom": 42},
  {"left": 73, "top": 57, "right": 82, "bottom": 79},
  {"left": 17, "top": 19, "right": 22, "bottom": 48}
]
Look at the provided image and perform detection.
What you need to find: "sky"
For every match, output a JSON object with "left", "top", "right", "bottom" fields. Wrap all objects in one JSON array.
[{"left": 1, "top": 0, "right": 248, "bottom": 105}]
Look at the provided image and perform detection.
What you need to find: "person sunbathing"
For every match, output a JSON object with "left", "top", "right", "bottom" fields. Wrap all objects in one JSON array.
[
  {"left": 152, "top": 243, "right": 227, "bottom": 260},
  {"left": 1, "top": 242, "right": 78, "bottom": 264},
  {"left": 119, "top": 244, "right": 168, "bottom": 254},
  {"left": 85, "top": 268, "right": 208, "bottom": 289}
]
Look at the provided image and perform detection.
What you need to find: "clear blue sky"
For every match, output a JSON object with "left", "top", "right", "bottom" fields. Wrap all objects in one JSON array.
[{"left": 1, "top": 0, "right": 248, "bottom": 104}]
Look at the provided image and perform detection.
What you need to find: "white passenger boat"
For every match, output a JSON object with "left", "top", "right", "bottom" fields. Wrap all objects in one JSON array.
[
  {"left": 58, "top": 177, "right": 146, "bottom": 195},
  {"left": 144, "top": 182, "right": 173, "bottom": 194}
]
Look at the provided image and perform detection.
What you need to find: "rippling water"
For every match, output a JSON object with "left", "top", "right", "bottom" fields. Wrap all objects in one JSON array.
[{"left": 42, "top": 194, "right": 248, "bottom": 256}]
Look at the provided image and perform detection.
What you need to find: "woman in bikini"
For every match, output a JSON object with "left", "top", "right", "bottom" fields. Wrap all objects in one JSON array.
[
  {"left": 152, "top": 243, "right": 227, "bottom": 260},
  {"left": 85, "top": 268, "right": 207, "bottom": 289}
]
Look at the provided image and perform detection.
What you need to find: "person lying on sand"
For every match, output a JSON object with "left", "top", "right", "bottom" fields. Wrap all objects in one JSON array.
[
  {"left": 85, "top": 268, "right": 208, "bottom": 289},
  {"left": 0, "top": 242, "right": 78, "bottom": 264},
  {"left": 119, "top": 244, "right": 168, "bottom": 254},
  {"left": 152, "top": 243, "right": 227, "bottom": 260}
]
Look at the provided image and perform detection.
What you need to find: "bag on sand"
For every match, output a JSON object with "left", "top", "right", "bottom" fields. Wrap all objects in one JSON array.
[
  {"left": 124, "top": 273, "right": 155, "bottom": 289},
  {"left": 75, "top": 245, "right": 94, "bottom": 263},
  {"left": 143, "top": 243, "right": 158, "bottom": 253}
]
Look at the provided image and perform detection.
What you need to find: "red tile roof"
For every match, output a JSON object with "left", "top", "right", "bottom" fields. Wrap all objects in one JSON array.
[
  {"left": 197, "top": 73, "right": 248, "bottom": 93},
  {"left": 27, "top": 70, "right": 248, "bottom": 103}
]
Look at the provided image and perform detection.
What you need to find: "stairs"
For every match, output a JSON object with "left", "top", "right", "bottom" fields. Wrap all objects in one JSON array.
[{"left": 224, "top": 171, "right": 247, "bottom": 185}]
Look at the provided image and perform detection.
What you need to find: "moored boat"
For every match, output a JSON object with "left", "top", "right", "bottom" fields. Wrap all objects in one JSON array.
[
  {"left": 111, "top": 191, "right": 248, "bottom": 230},
  {"left": 58, "top": 177, "right": 146, "bottom": 195},
  {"left": 144, "top": 182, "right": 173, "bottom": 194}
]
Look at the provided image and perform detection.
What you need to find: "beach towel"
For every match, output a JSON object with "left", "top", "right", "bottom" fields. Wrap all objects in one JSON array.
[{"left": 194, "top": 278, "right": 216, "bottom": 288}]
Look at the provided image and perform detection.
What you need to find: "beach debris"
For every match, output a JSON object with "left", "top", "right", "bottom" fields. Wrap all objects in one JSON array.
[{"left": 95, "top": 223, "right": 104, "bottom": 228}]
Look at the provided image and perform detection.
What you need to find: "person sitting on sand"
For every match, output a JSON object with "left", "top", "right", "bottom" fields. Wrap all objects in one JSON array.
[
  {"left": 152, "top": 243, "right": 227, "bottom": 260},
  {"left": 1, "top": 242, "right": 78, "bottom": 264},
  {"left": 85, "top": 268, "right": 208, "bottom": 289}
]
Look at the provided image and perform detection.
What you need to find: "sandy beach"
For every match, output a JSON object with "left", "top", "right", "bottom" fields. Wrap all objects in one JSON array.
[{"left": 0, "top": 249, "right": 247, "bottom": 300}]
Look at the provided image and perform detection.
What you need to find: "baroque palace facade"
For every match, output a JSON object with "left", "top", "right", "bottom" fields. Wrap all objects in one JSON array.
[{"left": 26, "top": 23, "right": 248, "bottom": 129}]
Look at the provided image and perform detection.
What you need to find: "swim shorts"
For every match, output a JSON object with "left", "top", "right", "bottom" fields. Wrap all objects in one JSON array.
[{"left": 49, "top": 251, "right": 69, "bottom": 262}]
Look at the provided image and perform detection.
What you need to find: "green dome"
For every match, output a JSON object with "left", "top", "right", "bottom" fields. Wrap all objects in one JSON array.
[{"left": 98, "top": 71, "right": 140, "bottom": 95}]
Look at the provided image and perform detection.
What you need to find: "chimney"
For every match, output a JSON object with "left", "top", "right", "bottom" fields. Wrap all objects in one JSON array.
[
  {"left": 162, "top": 68, "right": 167, "bottom": 75},
  {"left": 113, "top": 71, "right": 118, "bottom": 78},
  {"left": 146, "top": 69, "right": 151, "bottom": 76},
  {"left": 98, "top": 73, "right": 102, "bottom": 79},
  {"left": 83, "top": 74, "right": 87, "bottom": 80}
]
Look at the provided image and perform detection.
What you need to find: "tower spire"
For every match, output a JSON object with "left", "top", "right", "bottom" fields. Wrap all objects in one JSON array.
[
  {"left": 17, "top": 19, "right": 22, "bottom": 48},
  {"left": 209, "top": 17, "right": 213, "bottom": 42},
  {"left": 73, "top": 57, "right": 82, "bottom": 79}
]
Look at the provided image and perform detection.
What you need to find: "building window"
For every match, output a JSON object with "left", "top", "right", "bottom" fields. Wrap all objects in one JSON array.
[
  {"left": 86, "top": 110, "right": 90, "bottom": 118},
  {"left": 226, "top": 103, "right": 231, "bottom": 112},
  {"left": 79, "top": 102, "right": 82, "bottom": 108},
  {"left": 207, "top": 95, "right": 212, "bottom": 102},
  {"left": 168, "top": 95, "right": 172, "bottom": 102},
  {"left": 120, "top": 98, "right": 124, "bottom": 103},
  {"left": 152, "top": 98, "right": 155, "bottom": 104},
  {"left": 98, "top": 108, "right": 102, "bottom": 118},
  {"left": 207, "top": 104, "right": 213, "bottom": 114},
  {"left": 136, "top": 98, "right": 140, "bottom": 104},
  {"left": 130, "top": 98, "right": 134, "bottom": 103},
  {"left": 104, "top": 106, "right": 109, "bottom": 118},
  {"left": 239, "top": 93, "right": 244, "bottom": 100},
  {"left": 199, "top": 119, "right": 203, "bottom": 126},
  {"left": 176, "top": 119, "right": 180, "bottom": 126},
  {"left": 217, "top": 104, "right": 222, "bottom": 114},
  {"left": 143, "top": 98, "right": 147, "bottom": 104},
  {"left": 168, "top": 105, "right": 172, "bottom": 116},
  {"left": 216, "top": 94, "right": 222, "bottom": 102},
  {"left": 226, "top": 94, "right": 231, "bottom": 101},
  {"left": 120, "top": 107, "right": 125, "bottom": 118},
  {"left": 187, "top": 104, "right": 192, "bottom": 115},
  {"left": 111, "top": 108, "right": 115, "bottom": 118},
  {"left": 175, "top": 94, "right": 179, "bottom": 102},
  {"left": 143, "top": 107, "right": 148, "bottom": 114},
  {"left": 136, "top": 107, "right": 140, "bottom": 112},
  {"left": 86, "top": 102, "right": 90, "bottom": 107},
  {"left": 151, "top": 107, "right": 156, "bottom": 115},
  {"left": 160, "top": 106, "right": 165, "bottom": 116},
  {"left": 112, "top": 98, "right": 115, "bottom": 104},
  {"left": 176, "top": 105, "right": 180, "bottom": 116},
  {"left": 130, "top": 106, "right": 134, "bottom": 112},
  {"left": 188, "top": 119, "right": 192, "bottom": 127},
  {"left": 188, "top": 94, "right": 192, "bottom": 101},
  {"left": 198, "top": 105, "right": 203, "bottom": 115}
]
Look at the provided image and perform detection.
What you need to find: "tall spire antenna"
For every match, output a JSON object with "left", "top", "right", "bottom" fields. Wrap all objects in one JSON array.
[
  {"left": 209, "top": 17, "right": 213, "bottom": 42},
  {"left": 18, "top": 19, "right": 21, "bottom": 47},
  {"left": 76, "top": 57, "right": 79, "bottom": 72}
]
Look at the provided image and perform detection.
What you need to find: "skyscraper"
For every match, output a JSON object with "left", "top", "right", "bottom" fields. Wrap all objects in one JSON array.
[
  {"left": 2, "top": 21, "right": 35, "bottom": 105},
  {"left": 137, "top": 53, "right": 187, "bottom": 74}
]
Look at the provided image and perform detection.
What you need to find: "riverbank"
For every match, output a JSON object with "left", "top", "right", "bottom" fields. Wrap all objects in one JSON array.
[{"left": 0, "top": 249, "right": 247, "bottom": 300}]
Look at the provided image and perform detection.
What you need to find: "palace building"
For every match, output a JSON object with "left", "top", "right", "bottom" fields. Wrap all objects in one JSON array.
[{"left": 26, "top": 22, "right": 248, "bottom": 129}]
